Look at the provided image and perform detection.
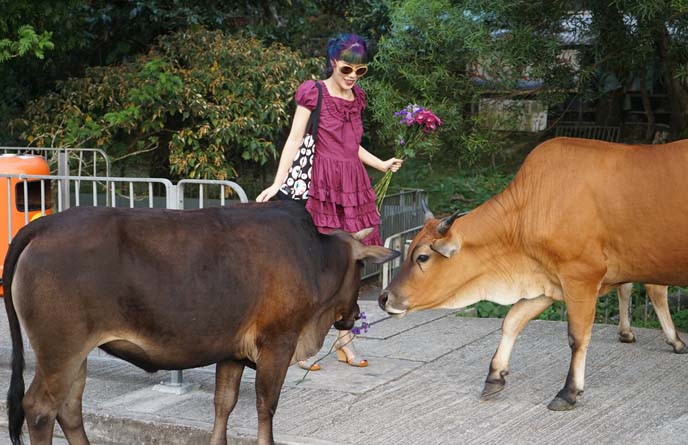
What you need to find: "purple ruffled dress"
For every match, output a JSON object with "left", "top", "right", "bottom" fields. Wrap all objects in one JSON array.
[{"left": 295, "top": 80, "right": 381, "bottom": 246}]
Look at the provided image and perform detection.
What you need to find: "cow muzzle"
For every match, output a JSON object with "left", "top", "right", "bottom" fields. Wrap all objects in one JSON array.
[
  {"left": 378, "top": 290, "right": 408, "bottom": 318},
  {"left": 334, "top": 304, "right": 360, "bottom": 330}
]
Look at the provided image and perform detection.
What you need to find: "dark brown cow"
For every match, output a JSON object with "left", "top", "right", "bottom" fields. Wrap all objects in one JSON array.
[
  {"left": 379, "top": 137, "right": 688, "bottom": 411},
  {"left": 4, "top": 202, "right": 399, "bottom": 445}
]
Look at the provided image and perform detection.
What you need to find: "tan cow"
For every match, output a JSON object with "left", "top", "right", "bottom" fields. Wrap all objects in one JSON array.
[{"left": 379, "top": 137, "right": 688, "bottom": 411}]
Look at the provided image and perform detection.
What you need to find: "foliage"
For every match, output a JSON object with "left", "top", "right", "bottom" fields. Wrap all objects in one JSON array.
[
  {"left": 582, "top": 1, "right": 688, "bottom": 136},
  {"left": 363, "top": 0, "right": 579, "bottom": 167},
  {"left": 0, "top": 25, "right": 54, "bottom": 63},
  {"left": 673, "top": 309, "right": 688, "bottom": 332},
  {"left": 474, "top": 301, "right": 511, "bottom": 318},
  {"left": 386, "top": 159, "right": 514, "bottom": 216},
  {"left": 0, "top": 1, "right": 392, "bottom": 144},
  {"left": 363, "top": 0, "right": 478, "bottom": 164},
  {"left": 12, "top": 29, "right": 320, "bottom": 180}
]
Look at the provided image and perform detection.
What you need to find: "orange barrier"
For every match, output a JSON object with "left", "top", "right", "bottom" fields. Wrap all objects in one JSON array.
[{"left": 0, "top": 155, "right": 52, "bottom": 296}]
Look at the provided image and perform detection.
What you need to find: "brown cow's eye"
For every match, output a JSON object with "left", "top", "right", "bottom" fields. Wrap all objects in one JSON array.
[{"left": 416, "top": 254, "right": 430, "bottom": 264}]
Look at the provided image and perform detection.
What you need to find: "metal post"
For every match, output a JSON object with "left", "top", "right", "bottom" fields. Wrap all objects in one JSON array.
[
  {"left": 57, "top": 150, "right": 70, "bottom": 209},
  {"left": 152, "top": 182, "right": 197, "bottom": 395}
]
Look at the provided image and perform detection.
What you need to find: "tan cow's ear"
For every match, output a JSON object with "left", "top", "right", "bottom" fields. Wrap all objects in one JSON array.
[
  {"left": 354, "top": 245, "right": 401, "bottom": 264},
  {"left": 352, "top": 228, "right": 374, "bottom": 241},
  {"left": 431, "top": 234, "right": 461, "bottom": 258}
]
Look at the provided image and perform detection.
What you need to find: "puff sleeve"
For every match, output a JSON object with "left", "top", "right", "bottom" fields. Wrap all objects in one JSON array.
[{"left": 294, "top": 80, "right": 319, "bottom": 111}]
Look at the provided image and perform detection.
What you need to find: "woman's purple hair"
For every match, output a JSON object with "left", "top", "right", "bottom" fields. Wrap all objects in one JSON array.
[{"left": 324, "top": 34, "right": 368, "bottom": 77}]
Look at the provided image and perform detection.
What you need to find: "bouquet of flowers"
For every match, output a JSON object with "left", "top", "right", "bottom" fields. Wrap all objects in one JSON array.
[{"left": 374, "top": 104, "right": 442, "bottom": 211}]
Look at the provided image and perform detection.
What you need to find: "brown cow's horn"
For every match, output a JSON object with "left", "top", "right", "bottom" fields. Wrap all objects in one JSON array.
[
  {"left": 437, "top": 209, "right": 464, "bottom": 235},
  {"left": 421, "top": 199, "right": 434, "bottom": 221}
]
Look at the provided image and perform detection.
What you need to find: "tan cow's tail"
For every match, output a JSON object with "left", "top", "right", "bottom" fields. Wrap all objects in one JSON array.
[{"left": 3, "top": 220, "right": 44, "bottom": 445}]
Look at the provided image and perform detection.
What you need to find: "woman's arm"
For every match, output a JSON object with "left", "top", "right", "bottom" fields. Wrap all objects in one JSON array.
[
  {"left": 256, "top": 105, "right": 312, "bottom": 202},
  {"left": 358, "top": 146, "right": 404, "bottom": 173}
]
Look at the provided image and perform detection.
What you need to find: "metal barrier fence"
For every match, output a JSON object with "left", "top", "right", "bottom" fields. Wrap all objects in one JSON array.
[
  {"left": 381, "top": 225, "right": 424, "bottom": 288},
  {"left": 177, "top": 179, "right": 249, "bottom": 209},
  {"left": 554, "top": 125, "right": 621, "bottom": 142},
  {"left": 0, "top": 146, "right": 111, "bottom": 178},
  {"left": 363, "top": 188, "right": 427, "bottom": 279}
]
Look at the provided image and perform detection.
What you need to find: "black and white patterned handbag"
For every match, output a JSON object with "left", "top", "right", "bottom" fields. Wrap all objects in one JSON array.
[{"left": 279, "top": 82, "right": 322, "bottom": 201}]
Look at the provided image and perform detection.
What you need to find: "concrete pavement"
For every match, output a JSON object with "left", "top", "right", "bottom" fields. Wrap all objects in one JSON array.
[{"left": 1, "top": 295, "right": 687, "bottom": 444}]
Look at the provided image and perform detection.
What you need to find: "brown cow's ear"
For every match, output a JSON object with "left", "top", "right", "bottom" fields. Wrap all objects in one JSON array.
[
  {"left": 431, "top": 234, "right": 462, "bottom": 258},
  {"left": 355, "top": 245, "right": 401, "bottom": 264},
  {"left": 352, "top": 228, "right": 374, "bottom": 241}
]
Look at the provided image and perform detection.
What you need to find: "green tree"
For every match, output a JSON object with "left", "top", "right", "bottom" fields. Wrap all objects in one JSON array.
[
  {"left": 364, "top": 0, "right": 576, "bottom": 167},
  {"left": 588, "top": 1, "right": 688, "bottom": 138},
  {"left": 366, "top": 0, "right": 688, "bottom": 169},
  {"left": 12, "top": 29, "right": 320, "bottom": 181},
  {"left": 0, "top": 25, "right": 54, "bottom": 63},
  {"left": 0, "top": 1, "right": 391, "bottom": 145}
]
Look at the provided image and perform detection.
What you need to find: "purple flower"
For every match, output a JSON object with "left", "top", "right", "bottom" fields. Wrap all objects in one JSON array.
[
  {"left": 399, "top": 138, "right": 406, "bottom": 146},
  {"left": 351, "top": 312, "right": 369, "bottom": 335}
]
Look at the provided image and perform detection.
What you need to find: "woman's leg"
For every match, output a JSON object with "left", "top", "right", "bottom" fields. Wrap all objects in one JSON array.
[{"left": 334, "top": 330, "right": 368, "bottom": 367}]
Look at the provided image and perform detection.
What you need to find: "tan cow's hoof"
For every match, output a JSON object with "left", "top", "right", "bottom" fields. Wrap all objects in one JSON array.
[
  {"left": 618, "top": 332, "right": 636, "bottom": 343},
  {"left": 547, "top": 396, "right": 576, "bottom": 411},
  {"left": 480, "top": 381, "right": 505, "bottom": 399},
  {"left": 672, "top": 342, "right": 688, "bottom": 354}
]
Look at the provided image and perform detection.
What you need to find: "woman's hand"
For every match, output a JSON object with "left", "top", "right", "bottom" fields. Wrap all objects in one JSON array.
[
  {"left": 256, "top": 184, "right": 282, "bottom": 202},
  {"left": 382, "top": 157, "right": 404, "bottom": 173}
]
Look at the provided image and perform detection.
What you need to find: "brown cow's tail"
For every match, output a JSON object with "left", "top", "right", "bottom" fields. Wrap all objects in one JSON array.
[{"left": 3, "top": 221, "right": 42, "bottom": 445}]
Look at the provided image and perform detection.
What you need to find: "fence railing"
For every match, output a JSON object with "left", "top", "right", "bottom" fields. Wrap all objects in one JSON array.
[
  {"left": 0, "top": 146, "right": 111, "bottom": 178},
  {"left": 554, "top": 124, "right": 621, "bottom": 142},
  {"left": 381, "top": 225, "right": 424, "bottom": 288},
  {"left": 363, "top": 188, "right": 427, "bottom": 279},
  {"left": 177, "top": 179, "right": 249, "bottom": 209}
]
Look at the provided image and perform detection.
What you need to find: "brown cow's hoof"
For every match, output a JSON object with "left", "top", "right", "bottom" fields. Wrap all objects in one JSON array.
[
  {"left": 618, "top": 332, "right": 636, "bottom": 343},
  {"left": 480, "top": 381, "right": 505, "bottom": 399},
  {"left": 547, "top": 397, "right": 576, "bottom": 411}
]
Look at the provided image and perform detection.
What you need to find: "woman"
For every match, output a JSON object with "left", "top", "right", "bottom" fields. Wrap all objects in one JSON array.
[{"left": 256, "top": 33, "right": 402, "bottom": 370}]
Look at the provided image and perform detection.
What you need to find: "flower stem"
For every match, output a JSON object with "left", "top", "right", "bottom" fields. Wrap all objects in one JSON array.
[{"left": 374, "top": 169, "right": 394, "bottom": 213}]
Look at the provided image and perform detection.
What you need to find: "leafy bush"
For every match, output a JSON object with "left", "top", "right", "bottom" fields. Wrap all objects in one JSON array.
[
  {"left": 0, "top": 25, "right": 54, "bottom": 62},
  {"left": 12, "top": 28, "right": 320, "bottom": 180}
]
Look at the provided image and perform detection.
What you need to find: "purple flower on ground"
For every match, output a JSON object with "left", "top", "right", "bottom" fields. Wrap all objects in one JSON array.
[{"left": 351, "top": 312, "right": 368, "bottom": 335}]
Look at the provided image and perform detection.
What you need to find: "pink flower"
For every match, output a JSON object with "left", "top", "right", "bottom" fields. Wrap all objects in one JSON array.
[{"left": 414, "top": 110, "right": 442, "bottom": 133}]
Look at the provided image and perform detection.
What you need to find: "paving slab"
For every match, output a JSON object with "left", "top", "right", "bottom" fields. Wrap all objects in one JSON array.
[{"left": 0, "top": 299, "right": 687, "bottom": 444}]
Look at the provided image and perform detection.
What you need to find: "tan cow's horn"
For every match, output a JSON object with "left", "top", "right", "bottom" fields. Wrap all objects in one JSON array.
[
  {"left": 421, "top": 200, "right": 434, "bottom": 221},
  {"left": 437, "top": 209, "right": 465, "bottom": 235}
]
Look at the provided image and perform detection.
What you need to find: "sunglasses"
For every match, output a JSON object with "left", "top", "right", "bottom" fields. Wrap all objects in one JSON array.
[{"left": 338, "top": 63, "right": 368, "bottom": 77}]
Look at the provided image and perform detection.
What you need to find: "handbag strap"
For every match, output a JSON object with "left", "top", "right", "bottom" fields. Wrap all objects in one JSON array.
[{"left": 305, "top": 81, "right": 323, "bottom": 140}]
